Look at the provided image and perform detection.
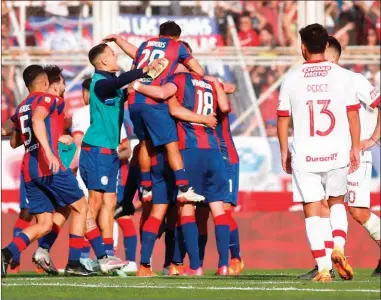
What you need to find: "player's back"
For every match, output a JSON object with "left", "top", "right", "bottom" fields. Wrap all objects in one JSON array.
[
  {"left": 130, "top": 37, "right": 192, "bottom": 105},
  {"left": 278, "top": 61, "right": 359, "bottom": 172},
  {"left": 170, "top": 72, "right": 219, "bottom": 150},
  {"left": 216, "top": 112, "right": 239, "bottom": 164},
  {"left": 12, "top": 92, "right": 65, "bottom": 182}
]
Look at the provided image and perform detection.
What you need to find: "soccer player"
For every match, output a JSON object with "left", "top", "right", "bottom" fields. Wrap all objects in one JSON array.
[
  {"left": 79, "top": 43, "right": 163, "bottom": 261},
  {"left": 277, "top": 24, "right": 361, "bottom": 282},
  {"left": 299, "top": 36, "right": 381, "bottom": 279},
  {"left": 1, "top": 65, "right": 92, "bottom": 277},
  {"left": 133, "top": 61, "right": 232, "bottom": 275},
  {"left": 127, "top": 21, "right": 206, "bottom": 203}
]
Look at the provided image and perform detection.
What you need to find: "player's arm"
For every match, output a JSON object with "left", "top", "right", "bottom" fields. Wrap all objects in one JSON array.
[
  {"left": 347, "top": 109, "right": 361, "bottom": 173},
  {"left": 213, "top": 81, "right": 230, "bottom": 113},
  {"left": 10, "top": 130, "right": 22, "bottom": 149},
  {"left": 95, "top": 58, "right": 165, "bottom": 99},
  {"left": 102, "top": 34, "right": 137, "bottom": 60},
  {"left": 168, "top": 96, "right": 217, "bottom": 129},
  {"left": 32, "top": 106, "right": 60, "bottom": 173},
  {"left": 2, "top": 118, "right": 14, "bottom": 136},
  {"left": 133, "top": 81, "right": 178, "bottom": 100},
  {"left": 360, "top": 108, "right": 380, "bottom": 152},
  {"left": 204, "top": 76, "right": 236, "bottom": 94},
  {"left": 118, "top": 139, "right": 131, "bottom": 161},
  {"left": 69, "top": 111, "right": 85, "bottom": 170},
  {"left": 185, "top": 58, "right": 205, "bottom": 77}
]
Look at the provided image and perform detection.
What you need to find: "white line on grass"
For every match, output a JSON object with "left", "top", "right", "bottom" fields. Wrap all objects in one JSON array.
[{"left": 2, "top": 282, "right": 380, "bottom": 293}]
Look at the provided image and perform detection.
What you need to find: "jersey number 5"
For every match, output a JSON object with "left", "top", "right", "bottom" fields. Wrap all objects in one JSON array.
[
  {"left": 137, "top": 49, "right": 165, "bottom": 69},
  {"left": 196, "top": 90, "right": 214, "bottom": 116},
  {"left": 20, "top": 115, "right": 32, "bottom": 146},
  {"left": 306, "top": 100, "right": 336, "bottom": 136}
]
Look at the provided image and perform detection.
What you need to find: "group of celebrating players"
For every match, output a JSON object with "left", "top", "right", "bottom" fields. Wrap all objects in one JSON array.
[{"left": 1, "top": 21, "right": 380, "bottom": 282}]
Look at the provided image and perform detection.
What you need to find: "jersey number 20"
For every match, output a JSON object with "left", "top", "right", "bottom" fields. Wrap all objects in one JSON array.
[
  {"left": 137, "top": 49, "right": 165, "bottom": 69},
  {"left": 306, "top": 100, "right": 336, "bottom": 136},
  {"left": 196, "top": 90, "right": 214, "bottom": 116}
]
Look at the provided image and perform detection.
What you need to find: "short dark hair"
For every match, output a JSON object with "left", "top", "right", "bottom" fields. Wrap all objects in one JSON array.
[
  {"left": 82, "top": 78, "right": 92, "bottom": 91},
  {"left": 159, "top": 21, "right": 181, "bottom": 37},
  {"left": 299, "top": 23, "right": 328, "bottom": 54},
  {"left": 88, "top": 44, "right": 108, "bottom": 66},
  {"left": 22, "top": 65, "right": 45, "bottom": 87},
  {"left": 180, "top": 40, "right": 192, "bottom": 53},
  {"left": 43, "top": 65, "right": 63, "bottom": 85},
  {"left": 327, "top": 36, "right": 342, "bottom": 57}
]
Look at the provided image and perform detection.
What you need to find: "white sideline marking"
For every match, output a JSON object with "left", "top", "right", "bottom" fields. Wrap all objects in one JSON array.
[{"left": 2, "top": 283, "right": 380, "bottom": 293}]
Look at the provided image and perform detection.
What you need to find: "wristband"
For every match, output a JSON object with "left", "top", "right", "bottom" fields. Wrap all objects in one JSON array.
[{"left": 133, "top": 81, "right": 141, "bottom": 91}]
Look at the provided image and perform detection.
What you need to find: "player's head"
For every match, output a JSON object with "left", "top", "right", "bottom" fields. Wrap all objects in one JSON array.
[
  {"left": 82, "top": 77, "right": 91, "bottom": 105},
  {"left": 22, "top": 64, "right": 49, "bottom": 92},
  {"left": 159, "top": 21, "right": 181, "bottom": 39},
  {"left": 88, "top": 44, "right": 119, "bottom": 72},
  {"left": 44, "top": 65, "right": 65, "bottom": 97},
  {"left": 299, "top": 23, "right": 328, "bottom": 60},
  {"left": 325, "top": 36, "right": 342, "bottom": 64},
  {"left": 175, "top": 41, "right": 192, "bottom": 73}
]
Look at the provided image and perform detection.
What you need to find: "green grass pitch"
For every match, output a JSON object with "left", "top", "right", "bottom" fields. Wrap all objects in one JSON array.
[{"left": 1, "top": 269, "right": 379, "bottom": 299}]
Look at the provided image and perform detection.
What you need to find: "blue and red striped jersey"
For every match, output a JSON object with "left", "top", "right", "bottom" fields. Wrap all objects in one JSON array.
[
  {"left": 168, "top": 72, "right": 220, "bottom": 150},
  {"left": 128, "top": 37, "right": 193, "bottom": 105},
  {"left": 11, "top": 92, "right": 66, "bottom": 182},
  {"left": 119, "top": 109, "right": 135, "bottom": 186},
  {"left": 216, "top": 111, "right": 239, "bottom": 164}
]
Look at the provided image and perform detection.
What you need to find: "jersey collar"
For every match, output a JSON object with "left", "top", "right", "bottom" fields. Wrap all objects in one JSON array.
[
  {"left": 95, "top": 69, "right": 116, "bottom": 79},
  {"left": 303, "top": 59, "right": 327, "bottom": 64}
]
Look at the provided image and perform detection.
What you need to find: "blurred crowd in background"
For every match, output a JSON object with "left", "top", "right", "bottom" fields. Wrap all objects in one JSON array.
[{"left": 2, "top": 0, "right": 380, "bottom": 137}]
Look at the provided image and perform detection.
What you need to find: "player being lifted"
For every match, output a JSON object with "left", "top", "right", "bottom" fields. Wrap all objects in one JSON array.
[
  {"left": 78, "top": 42, "right": 164, "bottom": 263},
  {"left": 124, "top": 21, "right": 206, "bottom": 203},
  {"left": 132, "top": 47, "right": 233, "bottom": 275},
  {"left": 277, "top": 24, "right": 361, "bottom": 282},
  {"left": 299, "top": 36, "right": 381, "bottom": 279}
]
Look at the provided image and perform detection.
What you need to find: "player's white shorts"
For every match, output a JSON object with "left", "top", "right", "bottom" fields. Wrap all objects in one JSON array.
[
  {"left": 345, "top": 162, "right": 372, "bottom": 208},
  {"left": 76, "top": 168, "right": 88, "bottom": 197},
  {"left": 292, "top": 167, "right": 348, "bottom": 203}
]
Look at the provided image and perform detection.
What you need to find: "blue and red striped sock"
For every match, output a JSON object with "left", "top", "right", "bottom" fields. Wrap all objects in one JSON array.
[
  {"left": 81, "top": 239, "right": 91, "bottom": 259},
  {"left": 117, "top": 218, "right": 137, "bottom": 262},
  {"left": 69, "top": 234, "right": 84, "bottom": 263},
  {"left": 225, "top": 210, "right": 241, "bottom": 260},
  {"left": 172, "top": 224, "right": 186, "bottom": 264},
  {"left": 140, "top": 172, "right": 152, "bottom": 189},
  {"left": 85, "top": 228, "right": 106, "bottom": 259},
  {"left": 173, "top": 169, "right": 189, "bottom": 187},
  {"left": 12, "top": 219, "right": 30, "bottom": 263},
  {"left": 103, "top": 238, "right": 114, "bottom": 257},
  {"left": 38, "top": 223, "right": 60, "bottom": 251},
  {"left": 214, "top": 214, "right": 230, "bottom": 268},
  {"left": 181, "top": 216, "right": 201, "bottom": 270},
  {"left": 140, "top": 216, "right": 161, "bottom": 265},
  {"left": 7, "top": 232, "right": 30, "bottom": 259}
]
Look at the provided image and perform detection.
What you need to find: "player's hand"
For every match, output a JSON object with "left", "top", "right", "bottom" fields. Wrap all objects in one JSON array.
[
  {"left": 348, "top": 147, "right": 360, "bottom": 174},
  {"left": 203, "top": 113, "right": 217, "bottom": 129},
  {"left": 46, "top": 151, "right": 60, "bottom": 174},
  {"left": 360, "top": 138, "right": 376, "bottom": 153},
  {"left": 102, "top": 34, "right": 121, "bottom": 44},
  {"left": 281, "top": 150, "right": 292, "bottom": 174},
  {"left": 59, "top": 134, "right": 73, "bottom": 145},
  {"left": 143, "top": 58, "right": 168, "bottom": 78}
]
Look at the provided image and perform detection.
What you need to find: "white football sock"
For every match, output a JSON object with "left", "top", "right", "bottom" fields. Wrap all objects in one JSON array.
[
  {"left": 363, "top": 213, "right": 381, "bottom": 247},
  {"left": 113, "top": 221, "right": 119, "bottom": 250},
  {"left": 305, "top": 216, "right": 330, "bottom": 271},
  {"left": 330, "top": 204, "right": 348, "bottom": 253},
  {"left": 321, "top": 217, "right": 333, "bottom": 270}
]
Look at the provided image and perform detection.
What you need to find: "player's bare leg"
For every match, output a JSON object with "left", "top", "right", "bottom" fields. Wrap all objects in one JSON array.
[
  {"left": 195, "top": 205, "right": 209, "bottom": 267},
  {"left": 224, "top": 203, "right": 244, "bottom": 275},
  {"left": 33, "top": 207, "right": 71, "bottom": 275},
  {"left": 303, "top": 201, "right": 332, "bottom": 282},
  {"left": 137, "top": 203, "right": 167, "bottom": 277},
  {"left": 209, "top": 201, "right": 231, "bottom": 276},
  {"left": 99, "top": 192, "right": 117, "bottom": 256},
  {"left": 328, "top": 195, "right": 353, "bottom": 280},
  {"left": 349, "top": 206, "right": 380, "bottom": 276},
  {"left": 138, "top": 140, "right": 153, "bottom": 202},
  {"left": 2, "top": 213, "right": 54, "bottom": 278},
  {"left": 165, "top": 142, "right": 204, "bottom": 203}
]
